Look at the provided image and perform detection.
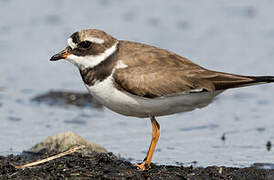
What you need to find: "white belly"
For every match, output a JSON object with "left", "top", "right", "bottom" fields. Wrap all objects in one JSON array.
[{"left": 86, "top": 75, "right": 223, "bottom": 118}]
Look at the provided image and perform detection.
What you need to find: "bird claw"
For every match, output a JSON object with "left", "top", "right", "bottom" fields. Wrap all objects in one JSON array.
[{"left": 135, "top": 161, "right": 150, "bottom": 170}]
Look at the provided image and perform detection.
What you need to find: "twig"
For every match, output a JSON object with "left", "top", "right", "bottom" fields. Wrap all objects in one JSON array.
[{"left": 15, "top": 145, "right": 85, "bottom": 169}]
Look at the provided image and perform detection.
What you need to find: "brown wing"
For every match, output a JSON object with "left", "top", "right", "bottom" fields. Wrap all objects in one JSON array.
[
  {"left": 113, "top": 41, "right": 273, "bottom": 98},
  {"left": 113, "top": 63, "right": 216, "bottom": 98},
  {"left": 114, "top": 63, "right": 271, "bottom": 98}
]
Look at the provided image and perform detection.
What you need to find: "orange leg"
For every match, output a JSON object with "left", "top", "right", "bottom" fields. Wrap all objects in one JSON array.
[{"left": 135, "top": 116, "right": 160, "bottom": 170}]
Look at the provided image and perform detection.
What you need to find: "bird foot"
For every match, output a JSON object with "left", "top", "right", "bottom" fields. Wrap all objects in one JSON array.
[{"left": 135, "top": 161, "right": 150, "bottom": 170}]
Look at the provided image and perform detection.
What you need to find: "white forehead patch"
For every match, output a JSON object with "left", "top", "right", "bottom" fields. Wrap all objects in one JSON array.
[
  {"left": 67, "top": 38, "right": 77, "bottom": 49},
  {"left": 84, "top": 37, "right": 104, "bottom": 44}
]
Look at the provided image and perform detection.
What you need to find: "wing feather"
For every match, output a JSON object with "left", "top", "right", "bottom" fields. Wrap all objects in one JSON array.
[
  {"left": 113, "top": 63, "right": 215, "bottom": 98},
  {"left": 113, "top": 41, "right": 264, "bottom": 98}
]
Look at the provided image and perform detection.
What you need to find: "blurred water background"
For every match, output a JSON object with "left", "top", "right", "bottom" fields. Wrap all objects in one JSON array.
[{"left": 0, "top": 0, "right": 274, "bottom": 167}]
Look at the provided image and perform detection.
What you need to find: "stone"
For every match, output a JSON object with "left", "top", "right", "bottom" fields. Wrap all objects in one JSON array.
[{"left": 28, "top": 132, "right": 107, "bottom": 154}]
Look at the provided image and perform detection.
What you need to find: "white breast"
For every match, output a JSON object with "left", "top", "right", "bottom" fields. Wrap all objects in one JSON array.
[{"left": 85, "top": 74, "right": 223, "bottom": 118}]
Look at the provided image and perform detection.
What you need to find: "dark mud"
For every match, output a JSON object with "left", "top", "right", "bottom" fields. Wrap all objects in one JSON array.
[
  {"left": 31, "top": 91, "right": 102, "bottom": 108},
  {"left": 1, "top": 151, "right": 274, "bottom": 180}
]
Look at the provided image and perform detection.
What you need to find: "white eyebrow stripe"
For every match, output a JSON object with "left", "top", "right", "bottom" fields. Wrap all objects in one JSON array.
[
  {"left": 84, "top": 37, "right": 104, "bottom": 44},
  {"left": 67, "top": 38, "right": 77, "bottom": 49}
]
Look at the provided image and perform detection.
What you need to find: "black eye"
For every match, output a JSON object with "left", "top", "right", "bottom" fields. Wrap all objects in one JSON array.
[{"left": 78, "top": 41, "right": 92, "bottom": 49}]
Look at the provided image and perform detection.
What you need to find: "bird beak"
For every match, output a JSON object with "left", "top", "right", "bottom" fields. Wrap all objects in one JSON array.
[{"left": 50, "top": 47, "right": 70, "bottom": 61}]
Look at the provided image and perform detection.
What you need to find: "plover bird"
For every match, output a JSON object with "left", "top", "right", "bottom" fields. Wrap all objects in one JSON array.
[{"left": 50, "top": 29, "right": 274, "bottom": 170}]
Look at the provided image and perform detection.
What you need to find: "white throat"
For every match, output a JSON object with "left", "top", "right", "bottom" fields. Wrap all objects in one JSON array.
[{"left": 67, "top": 42, "right": 118, "bottom": 70}]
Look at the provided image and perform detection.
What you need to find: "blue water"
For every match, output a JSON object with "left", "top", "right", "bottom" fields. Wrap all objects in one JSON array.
[{"left": 0, "top": 0, "right": 274, "bottom": 167}]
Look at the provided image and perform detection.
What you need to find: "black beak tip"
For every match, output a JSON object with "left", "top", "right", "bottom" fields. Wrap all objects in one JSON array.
[
  {"left": 50, "top": 48, "right": 69, "bottom": 61},
  {"left": 50, "top": 54, "right": 62, "bottom": 61}
]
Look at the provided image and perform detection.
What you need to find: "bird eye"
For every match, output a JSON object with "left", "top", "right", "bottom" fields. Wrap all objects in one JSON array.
[{"left": 78, "top": 41, "right": 92, "bottom": 49}]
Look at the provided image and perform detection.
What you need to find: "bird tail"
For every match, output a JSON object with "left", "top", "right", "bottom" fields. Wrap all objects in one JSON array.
[
  {"left": 204, "top": 71, "right": 274, "bottom": 91},
  {"left": 247, "top": 76, "right": 274, "bottom": 83},
  {"left": 244, "top": 75, "right": 274, "bottom": 86}
]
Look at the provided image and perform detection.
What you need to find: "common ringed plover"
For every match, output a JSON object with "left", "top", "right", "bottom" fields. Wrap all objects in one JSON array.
[{"left": 50, "top": 29, "right": 274, "bottom": 170}]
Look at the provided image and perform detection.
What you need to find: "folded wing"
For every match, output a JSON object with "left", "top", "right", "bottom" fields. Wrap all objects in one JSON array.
[
  {"left": 113, "top": 63, "right": 273, "bottom": 98},
  {"left": 113, "top": 41, "right": 274, "bottom": 98}
]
